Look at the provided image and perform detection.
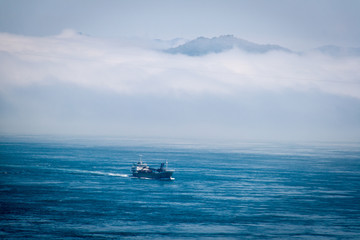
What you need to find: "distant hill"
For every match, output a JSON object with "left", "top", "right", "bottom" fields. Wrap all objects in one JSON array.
[
  {"left": 313, "top": 45, "right": 360, "bottom": 57},
  {"left": 164, "top": 35, "right": 292, "bottom": 56}
]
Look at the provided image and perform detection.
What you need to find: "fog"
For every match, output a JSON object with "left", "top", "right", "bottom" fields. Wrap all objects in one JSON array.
[{"left": 1, "top": 31, "right": 359, "bottom": 141}]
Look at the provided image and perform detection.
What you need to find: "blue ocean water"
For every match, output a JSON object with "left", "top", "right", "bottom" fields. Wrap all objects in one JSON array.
[{"left": 1, "top": 137, "right": 360, "bottom": 239}]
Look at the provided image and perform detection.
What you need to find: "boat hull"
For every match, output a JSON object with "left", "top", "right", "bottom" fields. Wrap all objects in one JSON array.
[{"left": 132, "top": 171, "right": 174, "bottom": 180}]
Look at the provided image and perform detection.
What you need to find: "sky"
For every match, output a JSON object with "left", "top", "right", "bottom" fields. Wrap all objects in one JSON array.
[
  {"left": 0, "top": 0, "right": 360, "bottom": 142},
  {"left": 1, "top": 0, "right": 360, "bottom": 50}
]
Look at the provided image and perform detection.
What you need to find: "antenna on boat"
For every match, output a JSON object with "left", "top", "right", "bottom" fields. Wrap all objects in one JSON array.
[
  {"left": 166, "top": 160, "right": 168, "bottom": 169},
  {"left": 139, "top": 154, "right": 143, "bottom": 164}
]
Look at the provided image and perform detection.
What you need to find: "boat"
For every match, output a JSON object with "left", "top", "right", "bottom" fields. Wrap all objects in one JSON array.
[{"left": 131, "top": 155, "right": 175, "bottom": 180}]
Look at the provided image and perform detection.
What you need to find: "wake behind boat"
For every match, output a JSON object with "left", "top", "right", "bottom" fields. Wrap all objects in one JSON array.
[{"left": 131, "top": 155, "right": 175, "bottom": 180}]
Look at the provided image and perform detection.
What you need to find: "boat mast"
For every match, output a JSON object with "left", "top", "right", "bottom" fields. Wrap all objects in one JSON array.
[{"left": 139, "top": 154, "right": 143, "bottom": 164}]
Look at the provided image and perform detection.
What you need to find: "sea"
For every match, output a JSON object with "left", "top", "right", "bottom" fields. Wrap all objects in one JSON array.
[{"left": 1, "top": 136, "right": 360, "bottom": 239}]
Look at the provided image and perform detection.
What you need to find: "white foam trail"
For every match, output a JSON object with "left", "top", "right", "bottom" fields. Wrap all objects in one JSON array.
[
  {"left": 103, "top": 172, "right": 129, "bottom": 177},
  {"left": 1, "top": 164, "right": 130, "bottom": 177},
  {"left": 76, "top": 170, "right": 129, "bottom": 178},
  {"left": 56, "top": 168, "right": 129, "bottom": 178}
]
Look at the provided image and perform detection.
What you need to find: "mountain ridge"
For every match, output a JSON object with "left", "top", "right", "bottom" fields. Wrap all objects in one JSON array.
[
  {"left": 164, "top": 35, "right": 292, "bottom": 56},
  {"left": 164, "top": 35, "right": 360, "bottom": 57}
]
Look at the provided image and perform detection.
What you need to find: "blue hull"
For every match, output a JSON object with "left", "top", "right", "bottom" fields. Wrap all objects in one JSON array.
[{"left": 132, "top": 171, "right": 174, "bottom": 180}]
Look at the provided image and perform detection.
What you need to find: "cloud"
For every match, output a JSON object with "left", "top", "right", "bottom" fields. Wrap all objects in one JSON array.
[
  {"left": 1, "top": 31, "right": 359, "bottom": 98},
  {"left": 0, "top": 31, "right": 360, "bottom": 141}
]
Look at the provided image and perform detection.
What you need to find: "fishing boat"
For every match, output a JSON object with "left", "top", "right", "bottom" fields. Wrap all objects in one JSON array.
[{"left": 131, "top": 155, "right": 175, "bottom": 180}]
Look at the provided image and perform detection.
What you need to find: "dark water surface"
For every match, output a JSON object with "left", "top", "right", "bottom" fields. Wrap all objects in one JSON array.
[{"left": 1, "top": 137, "right": 360, "bottom": 239}]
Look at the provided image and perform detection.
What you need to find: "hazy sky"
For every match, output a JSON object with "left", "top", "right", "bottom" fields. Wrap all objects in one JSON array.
[
  {"left": 1, "top": 0, "right": 360, "bottom": 50},
  {"left": 0, "top": 0, "right": 360, "bottom": 142}
]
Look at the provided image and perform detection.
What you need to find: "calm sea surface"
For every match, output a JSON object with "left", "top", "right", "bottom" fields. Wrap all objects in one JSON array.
[{"left": 1, "top": 137, "right": 360, "bottom": 239}]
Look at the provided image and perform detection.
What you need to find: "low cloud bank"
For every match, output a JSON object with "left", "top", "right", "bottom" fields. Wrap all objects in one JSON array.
[
  {"left": 1, "top": 31, "right": 359, "bottom": 98},
  {"left": 0, "top": 31, "right": 359, "bottom": 141}
]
